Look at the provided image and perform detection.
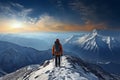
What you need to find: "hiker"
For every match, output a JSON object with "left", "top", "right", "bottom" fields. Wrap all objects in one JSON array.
[{"left": 52, "top": 39, "right": 63, "bottom": 67}]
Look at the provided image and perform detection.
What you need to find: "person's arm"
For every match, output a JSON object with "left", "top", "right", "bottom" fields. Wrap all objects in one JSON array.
[
  {"left": 52, "top": 45, "right": 55, "bottom": 56},
  {"left": 60, "top": 44, "right": 63, "bottom": 56}
]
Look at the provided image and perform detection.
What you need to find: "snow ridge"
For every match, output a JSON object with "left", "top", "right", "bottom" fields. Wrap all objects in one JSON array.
[
  {"left": 27, "top": 56, "right": 98, "bottom": 80},
  {"left": 65, "top": 29, "right": 120, "bottom": 53},
  {"left": 0, "top": 55, "right": 118, "bottom": 80}
]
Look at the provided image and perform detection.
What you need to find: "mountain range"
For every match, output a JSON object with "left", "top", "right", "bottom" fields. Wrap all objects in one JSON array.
[
  {"left": 0, "top": 29, "right": 120, "bottom": 79},
  {"left": 64, "top": 29, "right": 120, "bottom": 63},
  {"left": 0, "top": 41, "right": 52, "bottom": 74},
  {"left": 0, "top": 34, "right": 49, "bottom": 50}
]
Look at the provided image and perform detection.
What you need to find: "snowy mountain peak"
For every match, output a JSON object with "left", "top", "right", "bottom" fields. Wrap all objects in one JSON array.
[
  {"left": 93, "top": 29, "right": 97, "bottom": 33},
  {"left": 0, "top": 55, "right": 117, "bottom": 80},
  {"left": 91, "top": 29, "right": 99, "bottom": 37}
]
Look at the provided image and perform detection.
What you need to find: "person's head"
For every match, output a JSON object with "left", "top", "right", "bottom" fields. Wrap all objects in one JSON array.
[{"left": 55, "top": 39, "right": 60, "bottom": 44}]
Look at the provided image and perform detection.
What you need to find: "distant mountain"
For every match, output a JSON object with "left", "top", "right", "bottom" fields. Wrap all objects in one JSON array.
[
  {"left": 64, "top": 29, "right": 120, "bottom": 63},
  {"left": 94, "top": 29, "right": 120, "bottom": 37},
  {"left": 64, "top": 29, "right": 120, "bottom": 76},
  {"left": 0, "top": 34, "right": 49, "bottom": 50},
  {"left": 99, "top": 62, "right": 120, "bottom": 76},
  {"left": 0, "top": 55, "right": 119, "bottom": 80},
  {"left": 0, "top": 68, "right": 7, "bottom": 77},
  {"left": 0, "top": 41, "right": 52, "bottom": 75}
]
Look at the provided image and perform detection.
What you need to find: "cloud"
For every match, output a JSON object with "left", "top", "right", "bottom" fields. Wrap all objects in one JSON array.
[
  {"left": 28, "top": 15, "right": 107, "bottom": 32},
  {"left": 34, "top": 14, "right": 65, "bottom": 31},
  {"left": 0, "top": 13, "right": 107, "bottom": 33},
  {"left": 10, "top": 2, "right": 24, "bottom": 8},
  {"left": 0, "top": 2, "right": 107, "bottom": 33},
  {"left": 68, "top": 0, "right": 97, "bottom": 21},
  {"left": 54, "top": 0, "right": 98, "bottom": 24},
  {"left": 0, "top": 2, "right": 33, "bottom": 22},
  {"left": 62, "top": 21, "right": 107, "bottom": 31},
  {"left": 56, "top": 0, "right": 65, "bottom": 10}
]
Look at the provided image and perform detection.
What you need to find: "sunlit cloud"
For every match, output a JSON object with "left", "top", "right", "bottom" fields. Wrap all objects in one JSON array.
[
  {"left": 62, "top": 21, "right": 107, "bottom": 31},
  {"left": 29, "top": 15, "right": 107, "bottom": 32},
  {"left": 0, "top": 14, "right": 107, "bottom": 33},
  {"left": 0, "top": 2, "right": 107, "bottom": 33}
]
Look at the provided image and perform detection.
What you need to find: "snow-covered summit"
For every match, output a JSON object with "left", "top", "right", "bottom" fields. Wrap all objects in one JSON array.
[
  {"left": 64, "top": 29, "right": 120, "bottom": 52},
  {"left": 0, "top": 55, "right": 118, "bottom": 80},
  {"left": 64, "top": 29, "right": 120, "bottom": 63},
  {"left": 92, "top": 29, "right": 98, "bottom": 36}
]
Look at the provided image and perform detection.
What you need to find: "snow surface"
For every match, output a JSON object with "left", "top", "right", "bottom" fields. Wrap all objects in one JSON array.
[
  {"left": 27, "top": 56, "right": 98, "bottom": 80},
  {"left": 65, "top": 29, "right": 119, "bottom": 52},
  {"left": 0, "top": 55, "right": 118, "bottom": 80}
]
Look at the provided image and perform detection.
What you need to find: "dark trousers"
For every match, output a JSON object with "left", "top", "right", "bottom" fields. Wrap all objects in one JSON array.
[{"left": 55, "top": 55, "right": 61, "bottom": 67}]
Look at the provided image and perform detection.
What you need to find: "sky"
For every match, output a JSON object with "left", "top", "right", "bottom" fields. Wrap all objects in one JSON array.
[{"left": 0, "top": 0, "right": 120, "bottom": 32}]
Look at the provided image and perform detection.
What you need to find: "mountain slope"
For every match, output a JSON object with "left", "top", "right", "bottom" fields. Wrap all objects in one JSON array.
[
  {"left": 64, "top": 29, "right": 120, "bottom": 63},
  {"left": 0, "top": 68, "right": 7, "bottom": 77},
  {"left": 0, "top": 55, "right": 118, "bottom": 80},
  {"left": 0, "top": 41, "right": 52, "bottom": 74}
]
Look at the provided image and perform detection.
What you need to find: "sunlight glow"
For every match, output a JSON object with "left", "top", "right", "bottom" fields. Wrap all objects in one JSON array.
[{"left": 11, "top": 21, "right": 23, "bottom": 28}]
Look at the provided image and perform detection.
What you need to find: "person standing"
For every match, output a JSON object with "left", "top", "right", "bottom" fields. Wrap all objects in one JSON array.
[{"left": 52, "top": 39, "right": 63, "bottom": 67}]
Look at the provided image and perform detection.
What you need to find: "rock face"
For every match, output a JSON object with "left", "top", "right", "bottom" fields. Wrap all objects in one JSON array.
[{"left": 0, "top": 55, "right": 118, "bottom": 80}]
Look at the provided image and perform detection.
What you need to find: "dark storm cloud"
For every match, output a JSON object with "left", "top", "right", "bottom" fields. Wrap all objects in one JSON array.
[
  {"left": 55, "top": 0, "right": 120, "bottom": 29},
  {"left": 68, "top": 1, "right": 97, "bottom": 21}
]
